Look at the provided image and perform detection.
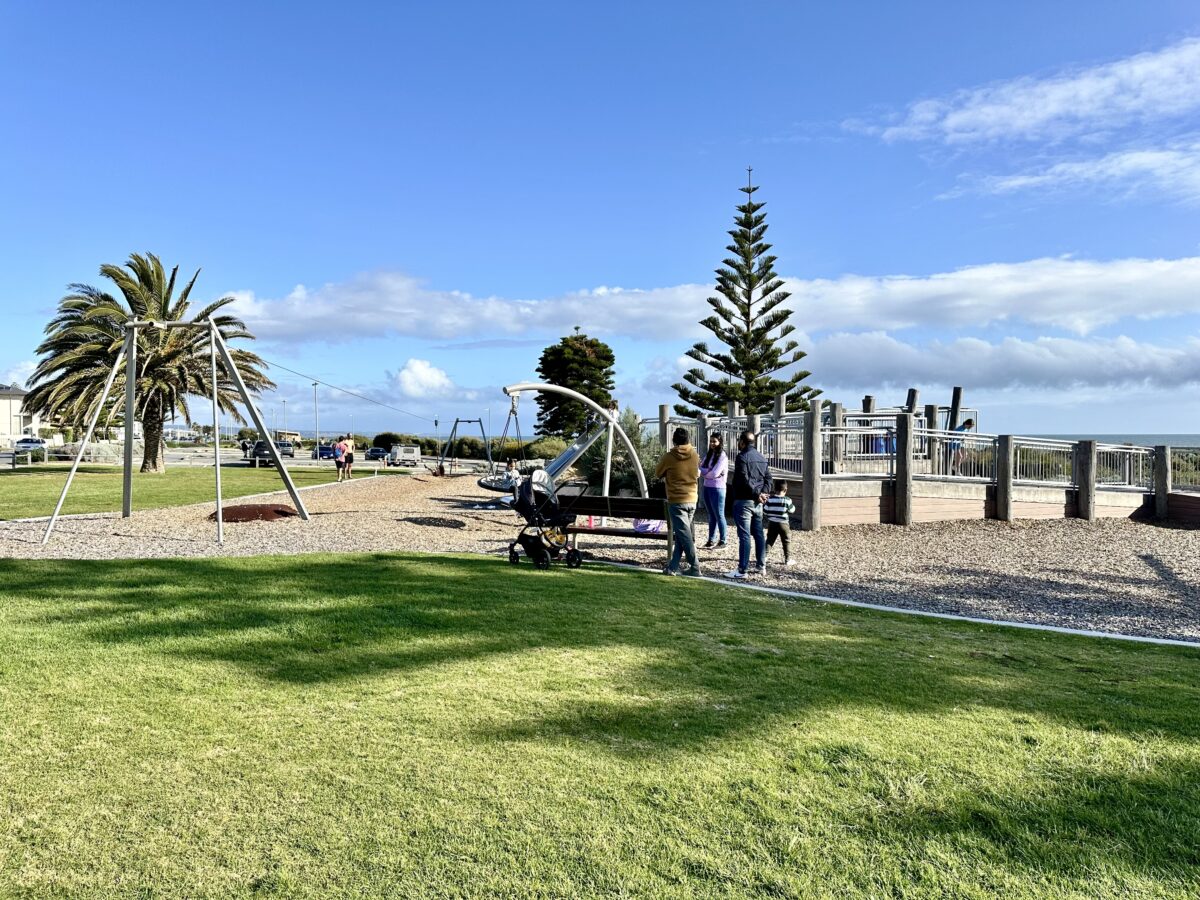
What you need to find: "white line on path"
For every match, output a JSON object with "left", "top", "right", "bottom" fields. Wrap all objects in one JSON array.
[{"left": 597, "top": 561, "right": 1200, "bottom": 650}]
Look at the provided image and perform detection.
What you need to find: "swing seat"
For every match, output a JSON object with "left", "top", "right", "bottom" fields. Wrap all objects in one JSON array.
[{"left": 477, "top": 473, "right": 521, "bottom": 492}]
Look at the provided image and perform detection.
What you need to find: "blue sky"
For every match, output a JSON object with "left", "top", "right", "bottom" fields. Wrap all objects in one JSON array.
[{"left": 3, "top": 1, "right": 1200, "bottom": 436}]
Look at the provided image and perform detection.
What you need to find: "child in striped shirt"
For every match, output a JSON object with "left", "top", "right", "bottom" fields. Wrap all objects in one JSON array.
[{"left": 764, "top": 480, "right": 795, "bottom": 568}]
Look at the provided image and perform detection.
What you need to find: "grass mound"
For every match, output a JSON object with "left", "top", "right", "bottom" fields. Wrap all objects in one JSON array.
[{"left": 1, "top": 553, "right": 1197, "bottom": 897}]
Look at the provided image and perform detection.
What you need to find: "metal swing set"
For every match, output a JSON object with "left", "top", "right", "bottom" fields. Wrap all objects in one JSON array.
[{"left": 41, "top": 318, "right": 309, "bottom": 546}]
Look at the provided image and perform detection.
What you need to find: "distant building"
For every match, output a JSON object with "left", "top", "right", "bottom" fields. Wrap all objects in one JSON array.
[{"left": 1, "top": 382, "right": 40, "bottom": 447}]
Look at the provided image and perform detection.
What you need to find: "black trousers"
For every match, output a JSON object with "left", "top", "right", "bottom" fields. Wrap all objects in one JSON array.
[{"left": 766, "top": 521, "right": 790, "bottom": 560}]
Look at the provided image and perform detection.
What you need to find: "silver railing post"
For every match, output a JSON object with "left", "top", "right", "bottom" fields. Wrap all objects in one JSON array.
[
  {"left": 210, "top": 321, "right": 224, "bottom": 543},
  {"left": 122, "top": 327, "right": 136, "bottom": 517}
]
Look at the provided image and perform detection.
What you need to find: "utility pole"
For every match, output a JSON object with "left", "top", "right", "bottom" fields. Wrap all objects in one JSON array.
[
  {"left": 282, "top": 398, "right": 287, "bottom": 434},
  {"left": 313, "top": 382, "right": 319, "bottom": 461}
]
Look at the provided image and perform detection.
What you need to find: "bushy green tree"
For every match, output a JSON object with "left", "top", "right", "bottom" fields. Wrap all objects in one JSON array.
[
  {"left": 373, "top": 431, "right": 403, "bottom": 449},
  {"left": 673, "top": 177, "right": 818, "bottom": 416},
  {"left": 535, "top": 328, "right": 615, "bottom": 437}
]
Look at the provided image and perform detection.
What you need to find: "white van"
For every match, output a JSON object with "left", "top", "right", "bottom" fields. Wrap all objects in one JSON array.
[{"left": 388, "top": 445, "right": 422, "bottom": 467}]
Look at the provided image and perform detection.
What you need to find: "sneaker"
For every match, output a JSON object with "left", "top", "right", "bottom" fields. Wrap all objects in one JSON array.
[
  {"left": 662, "top": 566, "right": 679, "bottom": 576},
  {"left": 683, "top": 567, "right": 703, "bottom": 578},
  {"left": 702, "top": 541, "right": 715, "bottom": 550},
  {"left": 753, "top": 564, "right": 767, "bottom": 577},
  {"left": 783, "top": 559, "right": 793, "bottom": 567},
  {"left": 724, "top": 570, "right": 746, "bottom": 580},
  {"left": 715, "top": 541, "right": 727, "bottom": 549}
]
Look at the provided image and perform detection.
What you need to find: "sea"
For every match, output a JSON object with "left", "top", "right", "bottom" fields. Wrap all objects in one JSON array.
[{"left": 1034, "top": 434, "right": 1200, "bottom": 447}]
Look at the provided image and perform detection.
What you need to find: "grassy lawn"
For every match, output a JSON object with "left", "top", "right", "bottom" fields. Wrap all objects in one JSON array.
[
  {"left": 0, "top": 555, "right": 1197, "bottom": 897},
  {"left": 0, "top": 465, "right": 408, "bottom": 520}
]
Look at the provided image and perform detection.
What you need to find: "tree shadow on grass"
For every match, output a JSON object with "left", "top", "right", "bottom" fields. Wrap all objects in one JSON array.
[{"left": 5, "top": 552, "right": 1200, "bottom": 883}]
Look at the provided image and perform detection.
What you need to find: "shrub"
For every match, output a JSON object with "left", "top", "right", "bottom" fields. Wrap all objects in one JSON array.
[
  {"left": 525, "top": 436, "right": 567, "bottom": 460},
  {"left": 373, "top": 432, "right": 403, "bottom": 450}
]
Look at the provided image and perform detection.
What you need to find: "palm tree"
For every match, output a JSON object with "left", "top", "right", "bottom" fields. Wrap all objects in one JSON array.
[{"left": 24, "top": 253, "right": 273, "bottom": 473}]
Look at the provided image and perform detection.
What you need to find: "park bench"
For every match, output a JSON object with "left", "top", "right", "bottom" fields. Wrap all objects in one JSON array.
[{"left": 563, "top": 493, "right": 674, "bottom": 563}]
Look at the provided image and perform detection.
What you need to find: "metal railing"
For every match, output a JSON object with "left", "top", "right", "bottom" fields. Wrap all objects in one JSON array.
[
  {"left": 823, "top": 426, "right": 896, "bottom": 476},
  {"left": 1172, "top": 447, "right": 1200, "bottom": 493},
  {"left": 915, "top": 429, "right": 997, "bottom": 482},
  {"left": 1013, "top": 437, "right": 1076, "bottom": 486},
  {"left": 1097, "top": 444, "right": 1154, "bottom": 490}
]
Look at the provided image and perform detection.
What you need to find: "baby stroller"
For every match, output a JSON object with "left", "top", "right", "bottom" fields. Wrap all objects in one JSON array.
[{"left": 508, "top": 469, "right": 587, "bottom": 569}]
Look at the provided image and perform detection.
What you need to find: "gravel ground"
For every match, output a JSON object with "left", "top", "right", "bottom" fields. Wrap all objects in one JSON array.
[{"left": 4, "top": 472, "right": 1198, "bottom": 643}]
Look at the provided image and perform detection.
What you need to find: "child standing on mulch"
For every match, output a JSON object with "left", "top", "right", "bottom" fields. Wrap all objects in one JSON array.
[{"left": 764, "top": 480, "right": 795, "bottom": 568}]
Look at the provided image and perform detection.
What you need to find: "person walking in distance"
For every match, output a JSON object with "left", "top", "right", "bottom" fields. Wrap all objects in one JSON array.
[
  {"left": 343, "top": 433, "right": 356, "bottom": 480},
  {"left": 725, "top": 430, "right": 772, "bottom": 580},
  {"left": 764, "top": 480, "right": 795, "bottom": 567},
  {"left": 699, "top": 433, "right": 729, "bottom": 549},
  {"left": 654, "top": 427, "right": 702, "bottom": 577},
  {"left": 333, "top": 435, "right": 346, "bottom": 482},
  {"left": 948, "top": 418, "right": 975, "bottom": 476}
]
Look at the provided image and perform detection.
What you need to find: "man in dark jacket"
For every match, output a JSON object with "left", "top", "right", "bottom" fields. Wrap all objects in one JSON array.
[{"left": 725, "top": 430, "right": 773, "bottom": 579}]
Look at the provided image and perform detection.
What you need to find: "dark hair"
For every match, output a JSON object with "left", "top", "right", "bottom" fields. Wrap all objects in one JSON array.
[
  {"left": 774, "top": 480, "right": 789, "bottom": 493},
  {"left": 739, "top": 430, "right": 757, "bottom": 446},
  {"left": 962, "top": 419, "right": 975, "bottom": 428},
  {"left": 702, "top": 433, "right": 724, "bottom": 468},
  {"left": 672, "top": 427, "right": 689, "bottom": 446}
]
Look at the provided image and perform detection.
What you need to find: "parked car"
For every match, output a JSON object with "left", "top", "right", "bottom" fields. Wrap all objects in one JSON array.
[
  {"left": 276, "top": 440, "right": 295, "bottom": 458},
  {"left": 14, "top": 437, "right": 47, "bottom": 452},
  {"left": 250, "top": 440, "right": 282, "bottom": 465},
  {"left": 311, "top": 443, "right": 336, "bottom": 460},
  {"left": 365, "top": 446, "right": 387, "bottom": 462}
]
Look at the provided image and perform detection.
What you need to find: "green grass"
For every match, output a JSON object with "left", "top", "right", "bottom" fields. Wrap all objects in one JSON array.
[
  {"left": 0, "top": 553, "right": 1197, "bottom": 897},
  {"left": 0, "top": 465, "right": 408, "bottom": 520}
]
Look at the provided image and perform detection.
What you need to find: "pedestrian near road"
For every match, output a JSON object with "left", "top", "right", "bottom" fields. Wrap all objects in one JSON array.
[
  {"left": 343, "top": 434, "right": 356, "bottom": 480},
  {"left": 333, "top": 435, "right": 346, "bottom": 482},
  {"left": 699, "top": 433, "right": 728, "bottom": 548},
  {"left": 654, "top": 427, "right": 701, "bottom": 577},
  {"left": 764, "top": 480, "right": 795, "bottom": 567},
  {"left": 726, "top": 430, "right": 773, "bottom": 580}
]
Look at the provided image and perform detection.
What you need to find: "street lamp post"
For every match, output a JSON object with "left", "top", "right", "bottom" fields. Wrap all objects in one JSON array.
[
  {"left": 313, "top": 382, "right": 319, "bottom": 462},
  {"left": 282, "top": 399, "right": 287, "bottom": 434}
]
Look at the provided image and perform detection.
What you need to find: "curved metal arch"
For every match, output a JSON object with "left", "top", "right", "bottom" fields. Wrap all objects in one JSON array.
[{"left": 503, "top": 382, "right": 649, "bottom": 497}]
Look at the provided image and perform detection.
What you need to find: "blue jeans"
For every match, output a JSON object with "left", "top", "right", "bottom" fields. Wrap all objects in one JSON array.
[
  {"left": 733, "top": 499, "right": 765, "bottom": 573},
  {"left": 702, "top": 485, "right": 727, "bottom": 544},
  {"left": 667, "top": 503, "right": 699, "bottom": 574}
]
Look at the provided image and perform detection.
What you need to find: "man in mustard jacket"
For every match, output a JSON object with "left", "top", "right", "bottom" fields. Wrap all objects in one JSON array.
[{"left": 654, "top": 427, "right": 701, "bottom": 577}]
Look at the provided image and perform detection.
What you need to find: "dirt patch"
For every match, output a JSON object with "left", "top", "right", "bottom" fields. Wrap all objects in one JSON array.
[
  {"left": 210, "top": 504, "right": 299, "bottom": 523},
  {"left": 401, "top": 516, "right": 466, "bottom": 529}
]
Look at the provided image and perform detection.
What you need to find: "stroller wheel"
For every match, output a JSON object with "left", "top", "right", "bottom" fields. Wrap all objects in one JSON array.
[
  {"left": 565, "top": 548, "right": 583, "bottom": 569},
  {"left": 508, "top": 547, "right": 520, "bottom": 565},
  {"left": 533, "top": 554, "right": 552, "bottom": 571}
]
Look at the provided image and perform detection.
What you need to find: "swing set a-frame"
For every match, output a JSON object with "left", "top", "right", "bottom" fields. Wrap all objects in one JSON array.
[{"left": 41, "top": 318, "right": 308, "bottom": 546}]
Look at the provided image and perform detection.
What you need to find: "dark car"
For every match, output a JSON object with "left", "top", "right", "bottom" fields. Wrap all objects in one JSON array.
[
  {"left": 250, "top": 440, "right": 293, "bottom": 464},
  {"left": 311, "top": 443, "right": 336, "bottom": 460},
  {"left": 365, "top": 447, "right": 387, "bottom": 461}
]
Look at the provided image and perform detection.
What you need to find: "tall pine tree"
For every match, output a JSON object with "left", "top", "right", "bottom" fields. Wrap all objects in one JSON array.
[
  {"left": 535, "top": 327, "right": 616, "bottom": 437},
  {"left": 673, "top": 173, "right": 818, "bottom": 416}
]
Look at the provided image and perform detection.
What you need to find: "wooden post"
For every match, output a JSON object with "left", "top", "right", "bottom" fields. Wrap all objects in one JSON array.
[
  {"left": 658, "top": 404, "right": 669, "bottom": 447},
  {"left": 801, "top": 400, "right": 822, "bottom": 531},
  {"left": 726, "top": 401, "right": 739, "bottom": 419},
  {"left": 773, "top": 392, "right": 787, "bottom": 421},
  {"left": 1075, "top": 440, "right": 1097, "bottom": 522},
  {"left": 829, "top": 402, "right": 844, "bottom": 475},
  {"left": 895, "top": 413, "right": 913, "bottom": 526},
  {"left": 948, "top": 386, "right": 963, "bottom": 431},
  {"left": 905, "top": 388, "right": 919, "bottom": 412},
  {"left": 923, "top": 403, "right": 939, "bottom": 474},
  {"left": 862, "top": 395, "right": 876, "bottom": 414},
  {"left": 1154, "top": 445, "right": 1171, "bottom": 520},
  {"left": 995, "top": 435, "right": 1014, "bottom": 522},
  {"left": 695, "top": 415, "right": 708, "bottom": 451}
]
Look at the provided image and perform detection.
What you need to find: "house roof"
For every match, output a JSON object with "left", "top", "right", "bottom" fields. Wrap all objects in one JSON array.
[{"left": 0, "top": 382, "right": 29, "bottom": 396}]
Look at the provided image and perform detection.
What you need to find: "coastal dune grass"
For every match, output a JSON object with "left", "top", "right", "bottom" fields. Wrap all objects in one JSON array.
[
  {"left": 0, "top": 464, "right": 405, "bottom": 520},
  {"left": 1, "top": 553, "right": 1198, "bottom": 897}
]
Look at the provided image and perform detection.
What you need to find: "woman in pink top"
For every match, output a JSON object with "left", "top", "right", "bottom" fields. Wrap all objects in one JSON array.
[{"left": 698, "top": 433, "right": 729, "bottom": 548}]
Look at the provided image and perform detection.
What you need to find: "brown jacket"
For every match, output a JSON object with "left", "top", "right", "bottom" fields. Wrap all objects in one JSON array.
[{"left": 654, "top": 444, "right": 700, "bottom": 504}]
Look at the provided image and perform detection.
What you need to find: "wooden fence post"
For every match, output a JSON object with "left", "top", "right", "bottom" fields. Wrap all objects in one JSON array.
[
  {"left": 862, "top": 395, "right": 876, "bottom": 414},
  {"left": 801, "top": 400, "right": 822, "bottom": 531},
  {"left": 895, "top": 414, "right": 914, "bottom": 526},
  {"left": 658, "top": 404, "right": 669, "bottom": 447},
  {"left": 1154, "top": 445, "right": 1172, "bottom": 520},
  {"left": 1075, "top": 440, "right": 1097, "bottom": 522},
  {"left": 923, "top": 403, "right": 940, "bottom": 475},
  {"left": 948, "top": 386, "right": 963, "bottom": 431},
  {"left": 995, "top": 435, "right": 1014, "bottom": 522},
  {"left": 695, "top": 416, "right": 708, "bottom": 452}
]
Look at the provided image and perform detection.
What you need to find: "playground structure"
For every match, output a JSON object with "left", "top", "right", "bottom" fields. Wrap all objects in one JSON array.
[{"left": 41, "top": 319, "right": 308, "bottom": 545}]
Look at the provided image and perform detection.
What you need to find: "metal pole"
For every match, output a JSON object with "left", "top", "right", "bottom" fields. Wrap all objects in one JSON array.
[
  {"left": 282, "top": 399, "right": 287, "bottom": 434},
  {"left": 209, "top": 322, "right": 224, "bottom": 543},
  {"left": 122, "top": 327, "right": 136, "bottom": 517},
  {"left": 313, "top": 382, "right": 319, "bottom": 464},
  {"left": 43, "top": 347, "right": 126, "bottom": 544},
  {"left": 210, "top": 323, "right": 309, "bottom": 520}
]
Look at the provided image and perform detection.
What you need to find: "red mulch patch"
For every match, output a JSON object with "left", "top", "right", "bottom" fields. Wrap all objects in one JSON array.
[{"left": 208, "top": 503, "right": 298, "bottom": 523}]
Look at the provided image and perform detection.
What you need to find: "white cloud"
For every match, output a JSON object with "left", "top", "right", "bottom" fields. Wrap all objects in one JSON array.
[
  {"left": 227, "top": 255, "right": 1200, "bottom": 348},
  {"left": 806, "top": 332, "right": 1200, "bottom": 392},
  {"left": 2, "top": 360, "right": 35, "bottom": 387},
  {"left": 878, "top": 37, "right": 1200, "bottom": 143},
  {"left": 392, "top": 359, "right": 456, "bottom": 399},
  {"left": 959, "top": 143, "right": 1200, "bottom": 204}
]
